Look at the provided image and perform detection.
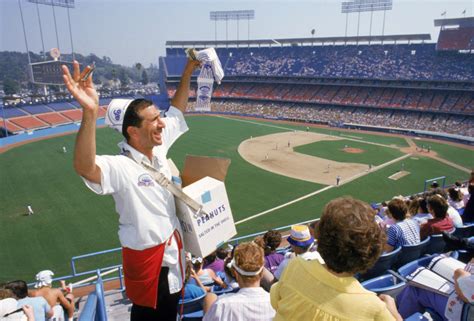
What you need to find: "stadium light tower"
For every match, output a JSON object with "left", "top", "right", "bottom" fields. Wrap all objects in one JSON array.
[
  {"left": 27, "top": 0, "right": 76, "bottom": 60},
  {"left": 341, "top": 0, "right": 392, "bottom": 43},
  {"left": 210, "top": 10, "right": 255, "bottom": 46}
]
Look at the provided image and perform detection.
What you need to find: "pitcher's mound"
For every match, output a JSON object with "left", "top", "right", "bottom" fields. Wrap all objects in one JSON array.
[{"left": 343, "top": 147, "right": 364, "bottom": 154}]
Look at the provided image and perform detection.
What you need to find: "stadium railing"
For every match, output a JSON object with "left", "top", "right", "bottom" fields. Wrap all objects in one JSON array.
[{"left": 78, "top": 271, "right": 108, "bottom": 321}]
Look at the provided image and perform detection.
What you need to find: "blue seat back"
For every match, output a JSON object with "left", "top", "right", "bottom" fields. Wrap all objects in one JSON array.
[
  {"left": 359, "top": 247, "right": 401, "bottom": 281},
  {"left": 424, "top": 234, "right": 446, "bottom": 255},
  {"left": 361, "top": 274, "right": 406, "bottom": 298},
  {"left": 393, "top": 237, "right": 430, "bottom": 270},
  {"left": 397, "top": 255, "right": 435, "bottom": 278},
  {"left": 453, "top": 224, "right": 474, "bottom": 239},
  {"left": 461, "top": 302, "right": 472, "bottom": 321},
  {"left": 179, "top": 293, "right": 206, "bottom": 315}
]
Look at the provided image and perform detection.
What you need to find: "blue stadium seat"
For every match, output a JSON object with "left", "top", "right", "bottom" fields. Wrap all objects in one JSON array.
[
  {"left": 179, "top": 293, "right": 205, "bottom": 321},
  {"left": 453, "top": 224, "right": 474, "bottom": 239},
  {"left": 358, "top": 246, "right": 401, "bottom": 281},
  {"left": 393, "top": 237, "right": 431, "bottom": 270},
  {"left": 211, "top": 285, "right": 236, "bottom": 295},
  {"left": 361, "top": 274, "right": 406, "bottom": 298},
  {"left": 424, "top": 234, "right": 446, "bottom": 255},
  {"left": 461, "top": 302, "right": 473, "bottom": 321},
  {"left": 396, "top": 255, "right": 436, "bottom": 278},
  {"left": 404, "top": 312, "right": 430, "bottom": 321}
]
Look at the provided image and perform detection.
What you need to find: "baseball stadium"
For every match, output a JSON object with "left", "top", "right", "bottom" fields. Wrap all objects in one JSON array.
[{"left": 1, "top": 1, "right": 474, "bottom": 320}]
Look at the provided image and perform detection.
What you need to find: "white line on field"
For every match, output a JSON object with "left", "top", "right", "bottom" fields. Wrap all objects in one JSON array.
[
  {"left": 235, "top": 153, "right": 413, "bottom": 225},
  {"left": 235, "top": 185, "right": 333, "bottom": 225}
]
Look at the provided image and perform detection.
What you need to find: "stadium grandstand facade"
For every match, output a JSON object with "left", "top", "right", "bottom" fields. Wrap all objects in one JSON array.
[{"left": 162, "top": 28, "right": 474, "bottom": 144}]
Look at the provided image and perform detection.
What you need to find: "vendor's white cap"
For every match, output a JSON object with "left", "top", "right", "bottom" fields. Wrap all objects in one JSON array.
[{"left": 105, "top": 98, "right": 134, "bottom": 133}]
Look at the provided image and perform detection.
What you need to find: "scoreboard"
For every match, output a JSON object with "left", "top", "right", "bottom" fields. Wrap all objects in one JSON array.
[{"left": 30, "top": 60, "right": 76, "bottom": 85}]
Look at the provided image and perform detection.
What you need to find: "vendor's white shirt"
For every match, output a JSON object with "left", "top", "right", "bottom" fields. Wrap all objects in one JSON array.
[{"left": 82, "top": 106, "right": 188, "bottom": 293}]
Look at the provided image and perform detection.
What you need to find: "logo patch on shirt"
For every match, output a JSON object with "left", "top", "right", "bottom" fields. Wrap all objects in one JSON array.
[{"left": 138, "top": 174, "right": 155, "bottom": 187}]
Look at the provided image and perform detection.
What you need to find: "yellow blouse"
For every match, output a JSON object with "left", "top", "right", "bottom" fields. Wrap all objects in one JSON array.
[{"left": 270, "top": 258, "right": 396, "bottom": 321}]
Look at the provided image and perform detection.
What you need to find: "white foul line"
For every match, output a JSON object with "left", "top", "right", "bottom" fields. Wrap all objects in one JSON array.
[{"left": 235, "top": 185, "right": 333, "bottom": 225}]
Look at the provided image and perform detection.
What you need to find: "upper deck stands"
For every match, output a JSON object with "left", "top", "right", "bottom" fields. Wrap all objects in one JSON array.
[
  {"left": 2, "top": 108, "right": 28, "bottom": 119},
  {"left": 165, "top": 43, "right": 474, "bottom": 82},
  {"left": 47, "top": 102, "right": 77, "bottom": 111},
  {"left": 9, "top": 116, "right": 49, "bottom": 130},
  {"left": 61, "top": 109, "right": 83, "bottom": 121},
  {"left": 0, "top": 119, "right": 25, "bottom": 133},
  {"left": 37, "top": 113, "right": 72, "bottom": 126},
  {"left": 20, "top": 104, "right": 53, "bottom": 115}
]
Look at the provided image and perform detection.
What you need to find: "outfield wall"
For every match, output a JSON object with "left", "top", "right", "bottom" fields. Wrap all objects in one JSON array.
[
  {"left": 1, "top": 111, "right": 473, "bottom": 150},
  {"left": 187, "top": 111, "right": 474, "bottom": 146},
  {"left": 0, "top": 119, "right": 105, "bottom": 149}
]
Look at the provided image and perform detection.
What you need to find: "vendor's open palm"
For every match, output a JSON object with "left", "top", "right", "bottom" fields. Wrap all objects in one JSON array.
[{"left": 62, "top": 61, "right": 99, "bottom": 113}]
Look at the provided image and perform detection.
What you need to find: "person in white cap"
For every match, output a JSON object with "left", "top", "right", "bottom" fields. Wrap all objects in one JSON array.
[
  {"left": 203, "top": 242, "right": 275, "bottom": 321},
  {"left": 30, "top": 270, "right": 74, "bottom": 321},
  {"left": 273, "top": 225, "right": 323, "bottom": 280},
  {"left": 61, "top": 58, "right": 200, "bottom": 321}
]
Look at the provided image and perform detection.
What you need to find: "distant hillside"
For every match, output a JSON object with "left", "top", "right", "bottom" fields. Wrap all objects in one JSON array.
[{"left": 0, "top": 51, "right": 159, "bottom": 93}]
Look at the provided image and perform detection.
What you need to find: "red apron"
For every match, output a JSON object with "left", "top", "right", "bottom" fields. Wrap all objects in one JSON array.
[{"left": 122, "top": 230, "right": 184, "bottom": 309}]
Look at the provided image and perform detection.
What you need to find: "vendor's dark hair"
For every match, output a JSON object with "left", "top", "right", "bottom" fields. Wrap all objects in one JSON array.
[{"left": 122, "top": 99, "right": 154, "bottom": 141}]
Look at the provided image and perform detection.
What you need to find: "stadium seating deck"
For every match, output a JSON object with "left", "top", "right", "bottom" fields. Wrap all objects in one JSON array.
[
  {"left": 37, "top": 112, "right": 72, "bottom": 126},
  {"left": 9, "top": 116, "right": 49, "bottom": 130},
  {"left": 20, "top": 104, "right": 53, "bottom": 115},
  {"left": 166, "top": 43, "right": 474, "bottom": 82},
  {"left": 47, "top": 102, "right": 78, "bottom": 111},
  {"left": 0, "top": 119, "right": 25, "bottom": 133},
  {"left": 1, "top": 107, "right": 28, "bottom": 119},
  {"left": 61, "top": 109, "right": 83, "bottom": 121}
]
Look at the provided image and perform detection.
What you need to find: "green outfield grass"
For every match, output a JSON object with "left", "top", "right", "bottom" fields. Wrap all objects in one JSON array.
[
  {"left": 0, "top": 115, "right": 471, "bottom": 282},
  {"left": 413, "top": 139, "right": 474, "bottom": 169},
  {"left": 294, "top": 139, "right": 404, "bottom": 165}
]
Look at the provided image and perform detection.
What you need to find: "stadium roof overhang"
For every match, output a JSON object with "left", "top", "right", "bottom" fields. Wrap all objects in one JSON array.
[
  {"left": 166, "top": 34, "right": 431, "bottom": 48},
  {"left": 434, "top": 17, "right": 474, "bottom": 28}
]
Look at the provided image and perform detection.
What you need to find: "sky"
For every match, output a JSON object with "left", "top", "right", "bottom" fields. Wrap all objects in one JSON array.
[{"left": 0, "top": 0, "right": 472, "bottom": 67}]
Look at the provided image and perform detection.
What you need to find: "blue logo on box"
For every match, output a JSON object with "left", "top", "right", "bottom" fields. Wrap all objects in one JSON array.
[{"left": 201, "top": 191, "right": 211, "bottom": 204}]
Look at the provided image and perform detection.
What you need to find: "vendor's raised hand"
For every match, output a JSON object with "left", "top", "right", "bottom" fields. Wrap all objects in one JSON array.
[
  {"left": 62, "top": 60, "right": 99, "bottom": 114},
  {"left": 184, "top": 58, "right": 201, "bottom": 75}
]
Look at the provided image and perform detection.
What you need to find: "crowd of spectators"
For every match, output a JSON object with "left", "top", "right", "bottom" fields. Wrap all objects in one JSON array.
[
  {"left": 177, "top": 176, "right": 473, "bottom": 320},
  {"left": 206, "top": 82, "right": 474, "bottom": 113},
  {"left": 2, "top": 178, "right": 472, "bottom": 320},
  {"left": 202, "top": 100, "right": 474, "bottom": 137},
  {"left": 212, "top": 44, "right": 474, "bottom": 82},
  {"left": 0, "top": 270, "right": 74, "bottom": 321},
  {"left": 167, "top": 44, "right": 474, "bottom": 82}
]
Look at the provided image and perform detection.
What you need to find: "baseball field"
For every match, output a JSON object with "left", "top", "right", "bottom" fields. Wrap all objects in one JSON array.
[{"left": 0, "top": 114, "right": 472, "bottom": 282}]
